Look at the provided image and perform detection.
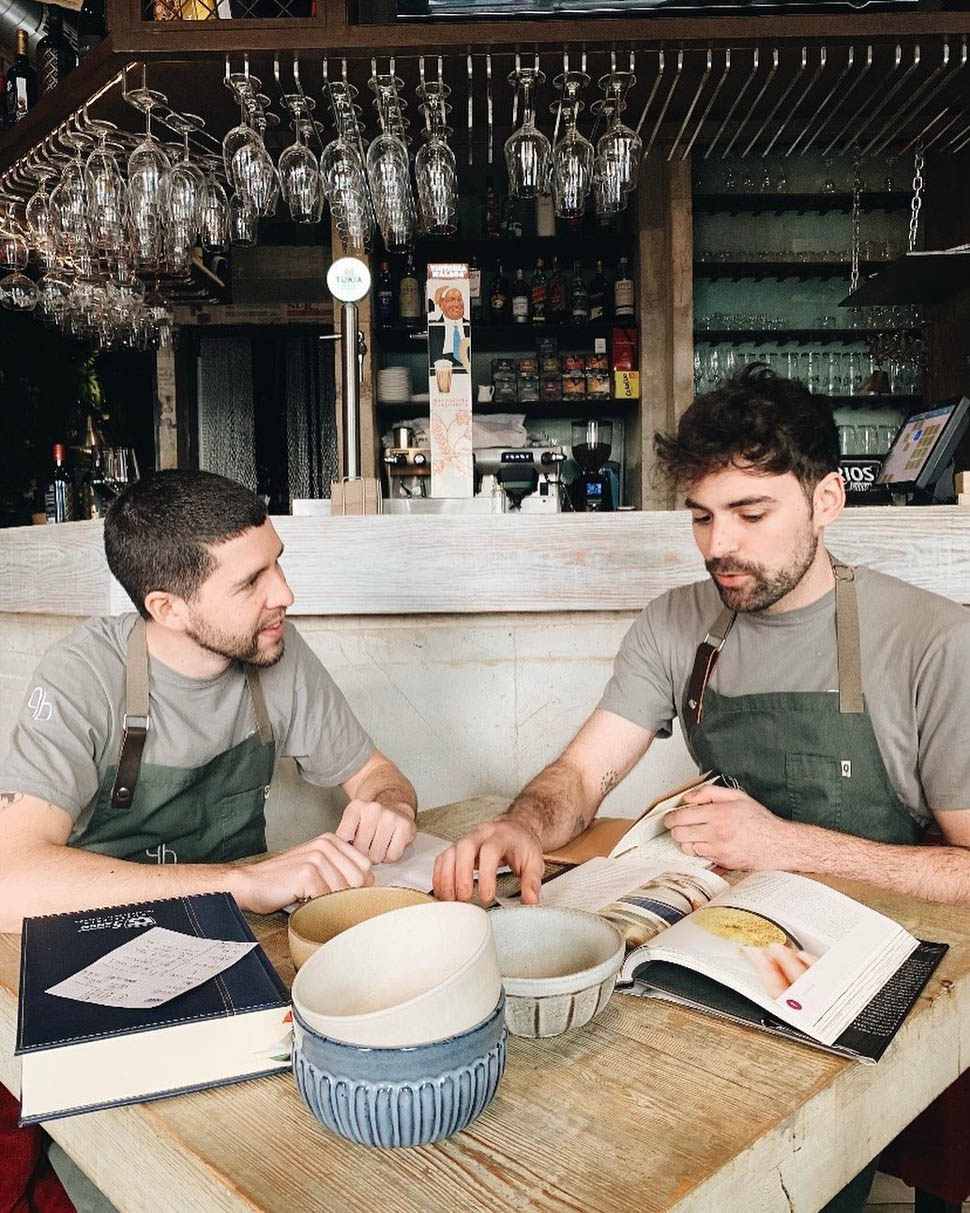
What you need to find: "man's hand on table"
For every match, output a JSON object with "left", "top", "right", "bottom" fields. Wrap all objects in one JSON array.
[
  {"left": 336, "top": 799, "right": 417, "bottom": 864},
  {"left": 433, "top": 818, "right": 545, "bottom": 905},
  {"left": 665, "top": 784, "right": 799, "bottom": 870},
  {"left": 229, "top": 833, "right": 374, "bottom": 915}
]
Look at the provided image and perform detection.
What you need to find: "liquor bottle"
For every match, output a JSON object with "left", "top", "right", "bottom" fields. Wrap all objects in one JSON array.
[
  {"left": 535, "top": 192, "right": 555, "bottom": 238},
  {"left": 488, "top": 261, "right": 510, "bottom": 323},
  {"left": 6, "top": 30, "right": 37, "bottom": 126},
  {"left": 569, "top": 261, "right": 589, "bottom": 325},
  {"left": 37, "top": 8, "right": 77, "bottom": 98},
  {"left": 76, "top": 0, "right": 108, "bottom": 57},
  {"left": 588, "top": 260, "right": 608, "bottom": 323},
  {"left": 548, "top": 257, "right": 567, "bottom": 324},
  {"left": 511, "top": 267, "right": 530, "bottom": 324},
  {"left": 468, "top": 253, "right": 482, "bottom": 324},
  {"left": 530, "top": 258, "right": 547, "bottom": 326},
  {"left": 45, "top": 444, "right": 77, "bottom": 524},
  {"left": 502, "top": 196, "right": 523, "bottom": 240},
  {"left": 398, "top": 254, "right": 421, "bottom": 331},
  {"left": 482, "top": 176, "right": 501, "bottom": 238},
  {"left": 375, "top": 260, "right": 395, "bottom": 328},
  {"left": 614, "top": 255, "right": 635, "bottom": 319}
]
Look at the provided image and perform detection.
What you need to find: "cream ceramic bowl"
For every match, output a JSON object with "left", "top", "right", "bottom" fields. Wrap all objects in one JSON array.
[
  {"left": 489, "top": 907, "right": 625, "bottom": 1038},
  {"left": 291, "top": 901, "right": 503, "bottom": 1048},
  {"left": 288, "top": 886, "right": 433, "bottom": 970}
]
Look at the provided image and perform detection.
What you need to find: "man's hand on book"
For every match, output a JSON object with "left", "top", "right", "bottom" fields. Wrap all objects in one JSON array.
[
  {"left": 229, "top": 833, "right": 374, "bottom": 915},
  {"left": 336, "top": 799, "right": 417, "bottom": 864},
  {"left": 433, "top": 819, "right": 545, "bottom": 905},
  {"left": 664, "top": 784, "right": 797, "bottom": 871}
]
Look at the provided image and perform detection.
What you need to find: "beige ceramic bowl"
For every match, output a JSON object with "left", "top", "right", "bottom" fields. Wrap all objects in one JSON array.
[
  {"left": 489, "top": 907, "right": 625, "bottom": 1038},
  {"left": 288, "top": 886, "right": 433, "bottom": 970},
  {"left": 291, "top": 901, "right": 503, "bottom": 1048}
]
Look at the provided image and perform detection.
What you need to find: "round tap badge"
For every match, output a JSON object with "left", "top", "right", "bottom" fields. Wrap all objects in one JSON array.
[{"left": 327, "top": 257, "right": 372, "bottom": 304}]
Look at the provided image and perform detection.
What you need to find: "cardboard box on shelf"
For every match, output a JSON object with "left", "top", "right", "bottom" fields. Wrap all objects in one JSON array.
[{"left": 614, "top": 371, "right": 640, "bottom": 399}]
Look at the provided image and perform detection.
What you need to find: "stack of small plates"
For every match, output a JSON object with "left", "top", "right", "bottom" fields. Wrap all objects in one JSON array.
[{"left": 377, "top": 366, "right": 411, "bottom": 404}]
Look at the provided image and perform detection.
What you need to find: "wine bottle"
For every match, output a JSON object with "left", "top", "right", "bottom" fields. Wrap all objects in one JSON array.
[
  {"left": 468, "top": 253, "right": 482, "bottom": 324},
  {"left": 76, "top": 0, "right": 107, "bottom": 58},
  {"left": 489, "top": 261, "right": 511, "bottom": 323},
  {"left": 548, "top": 257, "right": 567, "bottom": 324},
  {"left": 569, "top": 261, "right": 589, "bottom": 325},
  {"left": 511, "top": 267, "right": 530, "bottom": 324},
  {"left": 530, "top": 258, "right": 547, "bottom": 326},
  {"left": 6, "top": 30, "right": 37, "bottom": 126},
  {"left": 45, "top": 444, "right": 77, "bottom": 524},
  {"left": 398, "top": 254, "right": 421, "bottom": 331},
  {"left": 614, "top": 255, "right": 635, "bottom": 319},
  {"left": 375, "top": 260, "right": 395, "bottom": 329},
  {"left": 37, "top": 9, "right": 76, "bottom": 97},
  {"left": 589, "top": 260, "right": 608, "bottom": 323}
]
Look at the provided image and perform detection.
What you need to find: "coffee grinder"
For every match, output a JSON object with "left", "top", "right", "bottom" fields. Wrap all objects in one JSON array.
[{"left": 570, "top": 419, "right": 614, "bottom": 511}]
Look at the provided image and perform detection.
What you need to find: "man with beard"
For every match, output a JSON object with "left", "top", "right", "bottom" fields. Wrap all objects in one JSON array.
[
  {"left": 0, "top": 470, "right": 418, "bottom": 932},
  {"left": 434, "top": 363, "right": 970, "bottom": 910}
]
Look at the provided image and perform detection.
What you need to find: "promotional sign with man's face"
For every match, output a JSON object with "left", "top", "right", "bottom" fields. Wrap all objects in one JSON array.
[{"left": 427, "top": 263, "right": 473, "bottom": 498}]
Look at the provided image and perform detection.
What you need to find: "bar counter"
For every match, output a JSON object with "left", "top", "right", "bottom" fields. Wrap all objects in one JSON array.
[{"left": 2, "top": 508, "right": 968, "bottom": 839}]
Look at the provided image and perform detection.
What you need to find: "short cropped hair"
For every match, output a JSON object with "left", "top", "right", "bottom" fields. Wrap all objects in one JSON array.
[
  {"left": 104, "top": 471, "right": 267, "bottom": 617},
  {"left": 653, "top": 363, "right": 840, "bottom": 495}
]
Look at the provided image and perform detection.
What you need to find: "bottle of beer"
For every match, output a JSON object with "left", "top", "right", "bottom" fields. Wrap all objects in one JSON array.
[
  {"left": 614, "top": 255, "right": 635, "bottom": 319},
  {"left": 548, "top": 257, "right": 567, "bottom": 324},
  {"left": 6, "top": 30, "right": 37, "bottom": 126},
  {"left": 589, "top": 260, "right": 608, "bottom": 323},
  {"left": 398, "top": 254, "right": 421, "bottom": 332},
  {"left": 569, "top": 261, "right": 589, "bottom": 325},
  {"left": 511, "top": 267, "right": 530, "bottom": 324},
  {"left": 489, "top": 261, "right": 511, "bottom": 323},
  {"left": 375, "top": 260, "right": 395, "bottom": 328},
  {"left": 45, "top": 444, "right": 77, "bottom": 524},
  {"left": 530, "top": 258, "right": 547, "bottom": 326}
]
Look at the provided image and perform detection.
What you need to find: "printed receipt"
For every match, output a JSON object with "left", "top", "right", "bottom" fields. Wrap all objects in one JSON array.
[{"left": 45, "top": 927, "right": 257, "bottom": 1010}]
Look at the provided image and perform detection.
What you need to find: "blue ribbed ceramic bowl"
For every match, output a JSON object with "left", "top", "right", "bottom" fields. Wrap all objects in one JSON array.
[{"left": 292, "top": 994, "right": 507, "bottom": 1148}]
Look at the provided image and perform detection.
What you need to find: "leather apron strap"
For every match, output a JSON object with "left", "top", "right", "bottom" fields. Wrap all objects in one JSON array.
[
  {"left": 684, "top": 608, "right": 736, "bottom": 729},
  {"left": 111, "top": 617, "right": 150, "bottom": 808},
  {"left": 111, "top": 621, "right": 274, "bottom": 809},
  {"left": 684, "top": 556, "right": 865, "bottom": 729},
  {"left": 831, "top": 559, "right": 864, "bottom": 715}
]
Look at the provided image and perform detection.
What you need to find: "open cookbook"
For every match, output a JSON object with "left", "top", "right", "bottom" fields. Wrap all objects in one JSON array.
[{"left": 531, "top": 859, "right": 946, "bottom": 1063}]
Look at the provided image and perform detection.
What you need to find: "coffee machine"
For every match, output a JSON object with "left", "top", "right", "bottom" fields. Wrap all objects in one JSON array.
[
  {"left": 383, "top": 425, "right": 430, "bottom": 498},
  {"left": 570, "top": 419, "right": 614, "bottom": 512},
  {"left": 473, "top": 446, "right": 566, "bottom": 512}
]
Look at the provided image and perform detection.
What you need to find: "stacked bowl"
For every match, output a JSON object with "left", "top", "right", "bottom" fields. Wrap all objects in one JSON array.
[
  {"left": 376, "top": 366, "right": 411, "bottom": 404},
  {"left": 291, "top": 901, "right": 507, "bottom": 1148}
]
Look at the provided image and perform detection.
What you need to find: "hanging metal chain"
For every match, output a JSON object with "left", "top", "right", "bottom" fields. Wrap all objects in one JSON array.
[
  {"left": 850, "top": 153, "right": 863, "bottom": 295},
  {"left": 908, "top": 141, "right": 925, "bottom": 253}
]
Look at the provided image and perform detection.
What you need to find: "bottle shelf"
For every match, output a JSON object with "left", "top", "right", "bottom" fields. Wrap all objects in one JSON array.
[
  {"left": 376, "top": 322, "right": 622, "bottom": 353},
  {"left": 692, "top": 192, "right": 912, "bottom": 216},
  {"left": 375, "top": 397, "right": 637, "bottom": 415},
  {"left": 694, "top": 260, "right": 886, "bottom": 281},
  {"left": 694, "top": 327, "right": 921, "bottom": 346}
]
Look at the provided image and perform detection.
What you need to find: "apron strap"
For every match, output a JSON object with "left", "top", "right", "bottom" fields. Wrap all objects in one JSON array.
[
  {"left": 244, "top": 665, "right": 273, "bottom": 745},
  {"left": 111, "top": 617, "right": 150, "bottom": 809},
  {"left": 832, "top": 559, "right": 865, "bottom": 715},
  {"left": 684, "top": 608, "right": 736, "bottom": 729}
]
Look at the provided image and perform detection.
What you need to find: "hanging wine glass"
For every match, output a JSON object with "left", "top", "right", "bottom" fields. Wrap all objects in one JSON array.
[
  {"left": 51, "top": 128, "right": 93, "bottom": 267},
  {"left": 278, "top": 95, "right": 322, "bottom": 224},
  {"left": 0, "top": 196, "right": 38, "bottom": 310},
  {"left": 505, "top": 66, "right": 551, "bottom": 201},
  {"left": 595, "top": 72, "right": 642, "bottom": 196},
  {"left": 84, "top": 120, "right": 128, "bottom": 262},
  {"left": 321, "top": 82, "right": 374, "bottom": 253},
  {"left": 222, "top": 73, "right": 264, "bottom": 185},
  {"left": 550, "top": 71, "right": 594, "bottom": 220},
  {"left": 160, "top": 113, "right": 206, "bottom": 275},
  {"left": 199, "top": 158, "right": 230, "bottom": 250},
  {"left": 415, "top": 83, "right": 458, "bottom": 237},
  {"left": 125, "top": 86, "right": 171, "bottom": 273},
  {"left": 367, "top": 73, "right": 416, "bottom": 252},
  {"left": 24, "top": 162, "right": 59, "bottom": 271}
]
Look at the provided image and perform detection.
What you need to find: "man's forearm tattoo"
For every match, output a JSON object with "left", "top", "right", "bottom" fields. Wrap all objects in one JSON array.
[{"left": 599, "top": 770, "right": 618, "bottom": 797}]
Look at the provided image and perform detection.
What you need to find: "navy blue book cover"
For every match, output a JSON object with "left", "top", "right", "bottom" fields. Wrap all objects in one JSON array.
[{"left": 17, "top": 892, "right": 288, "bottom": 1054}]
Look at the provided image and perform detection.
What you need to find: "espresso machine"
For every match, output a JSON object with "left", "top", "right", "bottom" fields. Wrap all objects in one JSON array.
[
  {"left": 570, "top": 419, "right": 614, "bottom": 512},
  {"left": 473, "top": 446, "right": 566, "bottom": 512},
  {"left": 383, "top": 425, "right": 430, "bottom": 498}
]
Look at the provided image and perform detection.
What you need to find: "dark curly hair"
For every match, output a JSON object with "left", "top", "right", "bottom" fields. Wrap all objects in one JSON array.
[{"left": 654, "top": 363, "right": 840, "bottom": 496}]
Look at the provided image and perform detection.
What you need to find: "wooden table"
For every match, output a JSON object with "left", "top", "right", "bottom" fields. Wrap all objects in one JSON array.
[{"left": 3, "top": 795, "right": 970, "bottom": 1213}]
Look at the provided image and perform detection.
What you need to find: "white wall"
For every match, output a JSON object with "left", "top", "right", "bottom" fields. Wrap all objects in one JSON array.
[{"left": 0, "top": 611, "right": 696, "bottom": 851}]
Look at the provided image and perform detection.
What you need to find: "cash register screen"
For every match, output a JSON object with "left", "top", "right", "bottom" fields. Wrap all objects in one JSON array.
[{"left": 877, "top": 397, "right": 970, "bottom": 493}]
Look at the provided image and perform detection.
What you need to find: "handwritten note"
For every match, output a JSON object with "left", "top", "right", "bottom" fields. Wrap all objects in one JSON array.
[{"left": 45, "top": 927, "right": 257, "bottom": 1010}]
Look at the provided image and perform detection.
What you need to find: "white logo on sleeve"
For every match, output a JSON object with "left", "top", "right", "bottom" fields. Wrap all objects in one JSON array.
[
  {"left": 27, "top": 686, "right": 53, "bottom": 722},
  {"left": 841, "top": 760, "right": 852, "bottom": 778}
]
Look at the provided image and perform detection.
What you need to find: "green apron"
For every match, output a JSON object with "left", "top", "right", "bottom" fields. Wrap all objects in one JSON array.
[
  {"left": 681, "top": 560, "right": 924, "bottom": 846},
  {"left": 75, "top": 617, "right": 276, "bottom": 864}
]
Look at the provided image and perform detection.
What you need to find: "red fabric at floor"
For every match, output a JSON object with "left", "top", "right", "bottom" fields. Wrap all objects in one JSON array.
[
  {"left": 881, "top": 1067, "right": 970, "bottom": 1204},
  {"left": 0, "top": 1085, "right": 74, "bottom": 1213}
]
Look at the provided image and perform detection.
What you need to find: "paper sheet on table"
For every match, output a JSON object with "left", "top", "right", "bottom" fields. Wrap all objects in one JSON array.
[
  {"left": 44, "top": 927, "right": 257, "bottom": 1010},
  {"left": 501, "top": 834, "right": 713, "bottom": 911},
  {"left": 371, "top": 831, "right": 512, "bottom": 892}
]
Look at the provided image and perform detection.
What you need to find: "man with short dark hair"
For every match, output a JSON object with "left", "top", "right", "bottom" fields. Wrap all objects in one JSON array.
[
  {"left": 0, "top": 470, "right": 418, "bottom": 933},
  {"left": 434, "top": 363, "right": 970, "bottom": 902}
]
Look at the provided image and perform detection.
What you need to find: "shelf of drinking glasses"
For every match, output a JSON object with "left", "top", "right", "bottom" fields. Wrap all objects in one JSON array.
[
  {"left": 820, "top": 395, "right": 921, "bottom": 409},
  {"left": 376, "top": 322, "right": 618, "bottom": 352},
  {"left": 694, "top": 260, "right": 885, "bottom": 281},
  {"left": 692, "top": 192, "right": 913, "bottom": 216},
  {"left": 694, "top": 328, "right": 922, "bottom": 346}
]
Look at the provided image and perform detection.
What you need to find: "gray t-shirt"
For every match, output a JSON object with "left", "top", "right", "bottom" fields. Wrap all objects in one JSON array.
[
  {"left": 0, "top": 614, "right": 375, "bottom": 844},
  {"left": 599, "top": 564, "right": 970, "bottom": 825}
]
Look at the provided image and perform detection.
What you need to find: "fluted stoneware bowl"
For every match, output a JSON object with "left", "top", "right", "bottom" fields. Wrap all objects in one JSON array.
[{"left": 292, "top": 995, "right": 507, "bottom": 1148}]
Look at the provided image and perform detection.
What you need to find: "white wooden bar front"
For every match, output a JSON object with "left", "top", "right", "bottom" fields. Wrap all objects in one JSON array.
[{"left": 1, "top": 797, "right": 969, "bottom": 1213}]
